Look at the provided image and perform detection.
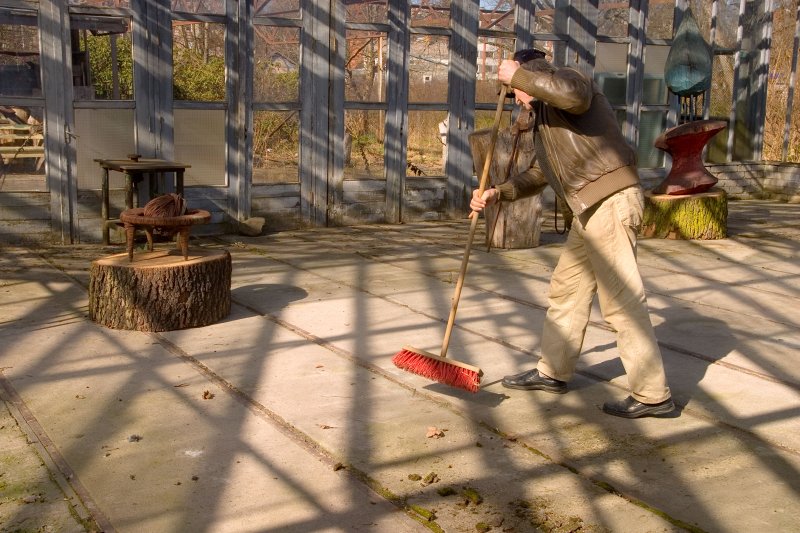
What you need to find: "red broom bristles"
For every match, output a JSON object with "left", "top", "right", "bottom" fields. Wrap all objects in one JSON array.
[{"left": 392, "top": 347, "right": 482, "bottom": 393}]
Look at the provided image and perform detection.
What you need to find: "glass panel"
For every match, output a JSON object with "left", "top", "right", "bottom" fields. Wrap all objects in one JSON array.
[
  {"left": 643, "top": 45, "right": 669, "bottom": 105},
  {"left": 411, "top": 1, "right": 450, "bottom": 28},
  {"left": 474, "top": 108, "right": 512, "bottom": 135},
  {"left": 0, "top": 24, "right": 41, "bottom": 97},
  {"left": 254, "top": 26, "right": 300, "bottom": 102},
  {"left": 409, "top": 35, "right": 448, "bottom": 103},
  {"left": 75, "top": 108, "right": 135, "bottom": 189},
  {"left": 253, "top": 110, "right": 299, "bottom": 184},
  {"left": 479, "top": 1, "right": 513, "bottom": 31},
  {"left": 638, "top": 111, "right": 666, "bottom": 168},
  {"left": 595, "top": 42, "right": 628, "bottom": 106},
  {"left": 763, "top": 1, "right": 797, "bottom": 162},
  {"left": 685, "top": 1, "right": 714, "bottom": 43},
  {"left": 476, "top": 37, "right": 513, "bottom": 104},
  {"left": 598, "top": 0, "right": 629, "bottom": 38},
  {"left": 171, "top": 0, "right": 225, "bottom": 15},
  {"left": 345, "top": 30, "right": 387, "bottom": 102},
  {"left": 407, "top": 110, "right": 448, "bottom": 177},
  {"left": 647, "top": 1, "right": 674, "bottom": 40},
  {"left": 174, "top": 109, "right": 226, "bottom": 186},
  {"left": 708, "top": 1, "right": 740, "bottom": 49},
  {"left": 81, "top": 30, "right": 134, "bottom": 100},
  {"left": 706, "top": 54, "right": 733, "bottom": 163},
  {"left": 344, "top": 110, "right": 384, "bottom": 179},
  {"left": 790, "top": 49, "right": 800, "bottom": 163},
  {"left": 346, "top": 0, "right": 388, "bottom": 22},
  {"left": 253, "top": 0, "right": 301, "bottom": 19},
  {"left": 0, "top": 105, "right": 45, "bottom": 192},
  {"left": 534, "top": 5, "right": 554, "bottom": 34},
  {"left": 790, "top": 107, "right": 800, "bottom": 163},
  {"left": 173, "top": 22, "right": 226, "bottom": 101}
]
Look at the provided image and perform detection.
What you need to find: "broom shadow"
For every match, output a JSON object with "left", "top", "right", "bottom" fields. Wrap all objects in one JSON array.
[{"left": 424, "top": 381, "right": 508, "bottom": 407}]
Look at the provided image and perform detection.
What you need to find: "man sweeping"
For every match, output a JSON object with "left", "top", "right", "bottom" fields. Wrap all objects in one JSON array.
[{"left": 470, "top": 48, "right": 675, "bottom": 418}]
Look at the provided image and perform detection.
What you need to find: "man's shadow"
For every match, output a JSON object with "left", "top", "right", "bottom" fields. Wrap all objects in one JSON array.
[{"left": 573, "top": 307, "right": 739, "bottom": 418}]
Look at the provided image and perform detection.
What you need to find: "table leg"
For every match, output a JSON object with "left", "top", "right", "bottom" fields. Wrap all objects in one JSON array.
[
  {"left": 178, "top": 227, "right": 189, "bottom": 260},
  {"left": 102, "top": 168, "right": 110, "bottom": 245},
  {"left": 125, "top": 174, "right": 134, "bottom": 209},
  {"left": 124, "top": 222, "right": 136, "bottom": 262}
]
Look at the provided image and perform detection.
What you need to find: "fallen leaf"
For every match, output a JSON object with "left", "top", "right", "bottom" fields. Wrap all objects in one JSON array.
[
  {"left": 421, "top": 472, "right": 439, "bottom": 485},
  {"left": 426, "top": 426, "right": 445, "bottom": 439},
  {"left": 202, "top": 390, "right": 215, "bottom": 399},
  {"left": 463, "top": 487, "right": 483, "bottom": 505}
]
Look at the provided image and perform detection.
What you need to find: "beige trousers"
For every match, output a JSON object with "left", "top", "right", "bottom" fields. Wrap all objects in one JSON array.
[{"left": 536, "top": 185, "right": 671, "bottom": 403}]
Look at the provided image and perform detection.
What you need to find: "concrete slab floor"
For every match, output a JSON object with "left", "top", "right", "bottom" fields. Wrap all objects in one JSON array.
[{"left": 0, "top": 199, "right": 799, "bottom": 533}]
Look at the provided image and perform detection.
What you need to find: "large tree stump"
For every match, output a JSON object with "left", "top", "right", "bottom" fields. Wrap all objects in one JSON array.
[
  {"left": 470, "top": 126, "right": 546, "bottom": 249},
  {"left": 89, "top": 249, "right": 231, "bottom": 331},
  {"left": 642, "top": 188, "right": 727, "bottom": 240}
]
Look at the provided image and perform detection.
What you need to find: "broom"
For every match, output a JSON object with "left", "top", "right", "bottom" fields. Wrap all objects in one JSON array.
[{"left": 392, "top": 86, "right": 510, "bottom": 393}]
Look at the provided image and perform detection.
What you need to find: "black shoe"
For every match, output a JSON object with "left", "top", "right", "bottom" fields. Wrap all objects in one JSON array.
[
  {"left": 501, "top": 369, "right": 567, "bottom": 394},
  {"left": 602, "top": 396, "right": 675, "bottom": 419}
]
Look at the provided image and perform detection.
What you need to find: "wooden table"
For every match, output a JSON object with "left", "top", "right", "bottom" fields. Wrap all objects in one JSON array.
[{"left": 95, "top": 157, "right": 190, "bottom": 244}]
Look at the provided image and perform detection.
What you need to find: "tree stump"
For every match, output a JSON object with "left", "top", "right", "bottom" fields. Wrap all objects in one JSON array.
[
  {"left": 641, "top": 188, "right": 727, "bottom": 240},
  {"left": 89, "top": 249, "right": 231, "bottom": 331},
  {"left": 470, "top": 126, "right": 545, "bottom": 249}
]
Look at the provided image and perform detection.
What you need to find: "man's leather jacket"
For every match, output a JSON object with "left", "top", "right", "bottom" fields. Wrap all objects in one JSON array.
[{"left": 495, "top": 58, "right": 640, "bottom": 216}]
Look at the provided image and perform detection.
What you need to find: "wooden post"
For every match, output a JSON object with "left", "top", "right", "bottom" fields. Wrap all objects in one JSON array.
[{"left": 89, "top": 249, "right": 231, "bottom": 331}]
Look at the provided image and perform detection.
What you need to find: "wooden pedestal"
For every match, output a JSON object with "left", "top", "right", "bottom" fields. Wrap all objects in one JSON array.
[
  {"left": 642, "top": 189, "right": 727, "bottom": 240},
  {"left": 484, "top": 196, "right": 543, "bottom": 249},
  {"left": 470, "top": 126, "right": 545, "bottom": 249},
  {"left": 89, "top": 249, "right": 231, "bottom": 331}
]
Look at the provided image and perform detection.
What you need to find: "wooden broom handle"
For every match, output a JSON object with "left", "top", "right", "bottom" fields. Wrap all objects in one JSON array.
[{"left": 440, "top": 86, "right": 509, "bottom": 358}]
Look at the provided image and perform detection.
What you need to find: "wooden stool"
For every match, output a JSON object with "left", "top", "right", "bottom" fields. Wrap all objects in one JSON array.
[{"left": 120, "top": 208, "right": 211, "bottom": 262}]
